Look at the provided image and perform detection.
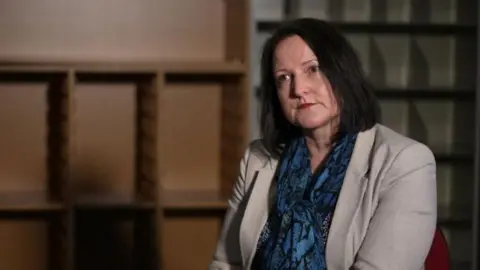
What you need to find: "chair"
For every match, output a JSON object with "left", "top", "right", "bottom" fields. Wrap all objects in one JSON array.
[{"left": 425, "top": 227, "right": 450, "bottom": 270}]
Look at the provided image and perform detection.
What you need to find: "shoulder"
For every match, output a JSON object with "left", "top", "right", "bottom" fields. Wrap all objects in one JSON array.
[
  {"left": 242, "top": 139, "right": 275, "bottom": 171},
  {"left": 366, "top": 124, "right": 436, "bottom": 188},
  {"left": 371, "top": 124, "right": 435, "bottom": 166},
  {"left": 236, "top": 139, "right": 278, "bottom": 191}
]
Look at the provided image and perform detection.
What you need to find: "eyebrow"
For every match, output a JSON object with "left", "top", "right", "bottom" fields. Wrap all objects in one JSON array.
[
  {"left": 301, "top": 59, "right": 318, "bottom": 65},
  {"left": 274, "top": 59, "right": 318, "bottom": 72}
]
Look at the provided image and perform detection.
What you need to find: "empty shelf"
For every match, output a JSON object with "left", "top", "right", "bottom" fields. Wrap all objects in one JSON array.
[
  {"left": 74, "top": 194, "right": 155, "bottom": 210},
  {"left": 162, "top": 190, "right": 228, "bottom": 210},
  {"left": 0, "top": 191, "right": 64, "bottom": 213}
]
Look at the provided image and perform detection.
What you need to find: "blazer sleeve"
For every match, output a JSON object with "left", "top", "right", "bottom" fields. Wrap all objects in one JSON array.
[
  {"left": 209, "top": 145, "right": 252, "bottom": 270},
  {"left": 352, "top": 143, "right": 437, "bottom": 270}
]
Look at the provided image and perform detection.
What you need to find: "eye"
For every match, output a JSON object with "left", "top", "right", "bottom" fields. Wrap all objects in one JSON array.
[
  {"left": 275, "top": 73, "right": 291, "bottom": 83},
  {"left": 307, "top": 65, "right": 320, "bottom": 74}
]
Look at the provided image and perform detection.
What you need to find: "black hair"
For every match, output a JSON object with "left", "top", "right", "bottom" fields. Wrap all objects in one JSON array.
[{"left": 259, "top": 18, "right": 381, "bottom": 158}]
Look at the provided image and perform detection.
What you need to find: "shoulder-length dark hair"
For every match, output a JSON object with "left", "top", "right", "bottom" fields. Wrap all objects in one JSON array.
[{"left": 259, "top": 18, "right": 381, "bottom": 158}]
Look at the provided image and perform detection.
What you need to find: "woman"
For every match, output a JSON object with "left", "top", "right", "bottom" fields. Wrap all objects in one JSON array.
[{"left": 210, "top": 18, "right": 437, "bottom": 270}]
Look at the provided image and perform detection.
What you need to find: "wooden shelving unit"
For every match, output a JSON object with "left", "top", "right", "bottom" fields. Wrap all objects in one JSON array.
[
  {"left": 158, "top": 61, "right": 249, "bottom": 270},
  {"left": 0, "top": 0, "right": 251, "bottom": 269},
  {"left": 0, "top": 60, "right": 249, "bottom": 270},
  {"left": 0, "top": 68, "right": 73, "bottom": 270},
  {"left": 253, "top": 0, "right": 478, "bottom": 269}
]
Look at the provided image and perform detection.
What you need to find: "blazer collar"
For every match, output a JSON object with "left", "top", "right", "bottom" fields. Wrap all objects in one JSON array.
[
  {"left": 239, "top": 125, "right": 378, "bottom": 268},
  {"left": 239, "top": 165, "right": 276, "bottom": 267},
  {"left": 326, "top": 125, "right": 377, "bottom": 268}
]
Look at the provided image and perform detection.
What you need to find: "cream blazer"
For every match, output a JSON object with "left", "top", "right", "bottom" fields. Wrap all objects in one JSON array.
[{"left": 210, "top": 124, "right": 437, "bottom": 270}]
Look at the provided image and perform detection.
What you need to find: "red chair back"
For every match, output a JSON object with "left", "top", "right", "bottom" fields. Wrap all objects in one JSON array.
[{"left": 425, "top": 227, "right": 450, "bottom": 270}]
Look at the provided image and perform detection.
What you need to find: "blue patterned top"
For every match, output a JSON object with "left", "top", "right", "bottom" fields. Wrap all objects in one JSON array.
[{"left": 252, "top": 133, "right": 357, "bottom": 269}]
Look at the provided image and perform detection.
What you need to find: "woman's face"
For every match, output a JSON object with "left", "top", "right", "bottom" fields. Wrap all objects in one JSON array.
[{"left": 273, "top": 35, "right": 339, "bottom": 130}]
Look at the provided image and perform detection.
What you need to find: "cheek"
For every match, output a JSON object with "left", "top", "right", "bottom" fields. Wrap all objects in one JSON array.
[
  {"left": 316, "top": 82, "right": 339, "bottom": 114},
  {"left": 277, "top": 93, "right": 296, "bottom": 120},
  {"left": 330, "top": 93, "right": 341, "bottom": 115},
  {"left": 326, "top": 95, "right": 339, "bottom": 114}
]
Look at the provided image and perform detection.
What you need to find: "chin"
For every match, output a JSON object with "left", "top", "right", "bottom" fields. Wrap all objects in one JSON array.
[
  {"left": 292, "top": 108, "right": 336, "bottom": 129},
  {"left": 295, "top": 118, "right": 331, "bottom": 130}
]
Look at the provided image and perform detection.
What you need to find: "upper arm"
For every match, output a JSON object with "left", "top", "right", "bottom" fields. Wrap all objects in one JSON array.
[
  {"left": 353, "top": 143, "right": 437, "bottom": 270},
  {"left": 209, "top": 145, "right": 252, "bottom": 270}
]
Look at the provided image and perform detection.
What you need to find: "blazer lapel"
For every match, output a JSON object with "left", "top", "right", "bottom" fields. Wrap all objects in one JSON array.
[
  {"left": 239, "top": 162, "right": 277, "bottom": 268},
  {"left": 326, "top": 126, "right": 377, "bottom": 269},
  {"left": 238, "top": 125, "right": 378, "bottom": 269}
]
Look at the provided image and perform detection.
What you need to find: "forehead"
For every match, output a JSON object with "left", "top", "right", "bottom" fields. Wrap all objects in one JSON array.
[{"left": 274, "top": 35, "right": 316, "bottom": 65}]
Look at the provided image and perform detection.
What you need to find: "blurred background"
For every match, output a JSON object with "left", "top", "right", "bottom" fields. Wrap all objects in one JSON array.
[{"left": 0, "top": 0, "right": 478, "bottom": 269}]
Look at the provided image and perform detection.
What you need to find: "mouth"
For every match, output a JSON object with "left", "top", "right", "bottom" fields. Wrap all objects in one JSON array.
[{"left": 297, "top": 103, "right": 316, "bottom": 110}]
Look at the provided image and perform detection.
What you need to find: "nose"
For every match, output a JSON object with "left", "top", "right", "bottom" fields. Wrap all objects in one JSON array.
[{"left": 291, "top": 75, "right": 308, "bottom": 97}]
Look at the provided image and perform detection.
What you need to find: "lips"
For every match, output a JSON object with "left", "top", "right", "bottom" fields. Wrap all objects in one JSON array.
[{"left": 297, "top": 103, "right": 315, "bottom": 109}]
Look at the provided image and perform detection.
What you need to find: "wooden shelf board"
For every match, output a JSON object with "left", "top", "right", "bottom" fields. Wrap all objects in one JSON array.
[
  {"left": 162, "top": 190, "right": 228, "bottom": 210},
  {"left": 0, "top": 60, "right": 247, "bottom": 75},
  {"left": 434, "top": 153, "right": 473, "bottom": 164},
  {"left": 438, "top": 204, "right": 472, "bottom": 229},
  {"left": 255, "top": 86, "right": 476, "bottom": 100},
  {"left": 375, "top": 89, "right": 475, "bottom": 100},
  {"left": 0, "top": 192, "right": 64, "bottom": 213},
  {"left": 257, "top": 21, "right": 477, "bottom": 35},
  {"left": 74, "top": 71, "right": 156, "bottom": 83},
  {"left": 74, "top": 194, "right": 155, "bottom": 210},
  {"left": 0, "top": 67, "right": 68, "bottom": 82},
  {"left": 73, "top": 66, "right": 158, "bottom": 75},
  {"left": 451, "top": 261, "right": 471, "bottom": 270},
  {"left": 429, "top": 144, "right": 474, "bottom": 164},
  {"left": 438, "top": 218, "right": 471, "bottom": 229},
  {"left": 0, "top": 66, "right": 68, "bottom": 73},
  {"left": 161, "top": 61, "right": 246, "bottom": 75}
]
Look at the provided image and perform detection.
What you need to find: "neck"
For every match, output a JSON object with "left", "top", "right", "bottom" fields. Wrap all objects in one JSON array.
[
  {"left": 302, "top": 129, "right": 331, "bottom": 173},
  {"left": 303, "top": 120, "right": 339, "bottom": 155},
  {"left": 304, "top": 128, "right": 333, "bottom": 158}
]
